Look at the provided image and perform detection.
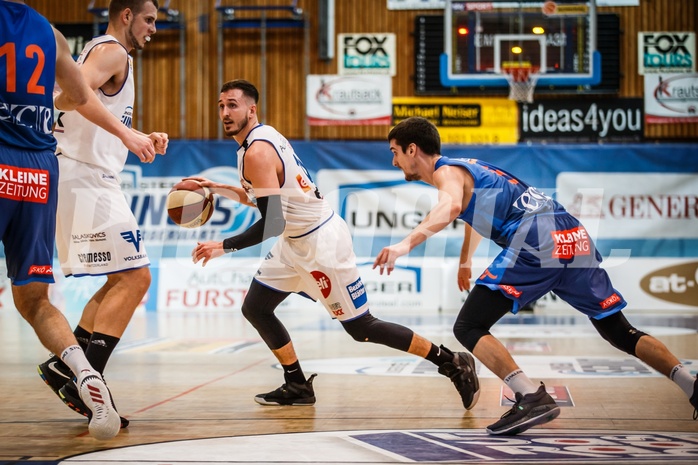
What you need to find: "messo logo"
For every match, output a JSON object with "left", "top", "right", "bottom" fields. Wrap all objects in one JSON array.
[{"left": 640, "top": 261, "right": 698, "bottom": 307}]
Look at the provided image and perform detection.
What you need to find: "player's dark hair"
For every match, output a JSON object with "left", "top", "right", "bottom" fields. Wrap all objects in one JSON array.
[
  {"left": 109, "top": 0, "right": 159, "bottom": 22},
  {"left": 221, "top": 79, "right": 260, "bottom": 104},
  {"left": 388, "top": 116, "right": 441, "bottom": 156}
]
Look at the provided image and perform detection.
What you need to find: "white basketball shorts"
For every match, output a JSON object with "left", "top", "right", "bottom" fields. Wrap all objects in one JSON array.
[
  {"left": 256, "top": 212, "right": 370, "bottom": 322},
  {"left": 55, "top": 155, "right": 149, "bottom": 277}
]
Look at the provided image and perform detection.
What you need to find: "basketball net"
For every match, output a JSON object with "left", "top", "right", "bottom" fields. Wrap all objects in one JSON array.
[{"left": 503, "top": 66, "right": 540, "bottom": 103}]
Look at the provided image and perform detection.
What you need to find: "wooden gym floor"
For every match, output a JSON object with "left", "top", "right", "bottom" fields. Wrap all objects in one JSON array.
[{"left": 1, "top": 302, "right": 697, "bottom": 464}]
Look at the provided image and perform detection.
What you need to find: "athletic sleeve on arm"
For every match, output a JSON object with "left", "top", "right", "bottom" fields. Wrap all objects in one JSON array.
[{"left": 222, "top": 195, "right": 286, "bottom": 252}]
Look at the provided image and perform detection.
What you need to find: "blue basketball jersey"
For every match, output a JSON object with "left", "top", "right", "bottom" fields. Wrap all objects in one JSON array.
[
  {"left": 436, "top": 156, "right": 566, "bottom": 248},
  {"left": 434, "top": 157, "right": 626, "bottom": 318},
  {"left": 0, "top": 1, "right": 57, "bottom": 151}
]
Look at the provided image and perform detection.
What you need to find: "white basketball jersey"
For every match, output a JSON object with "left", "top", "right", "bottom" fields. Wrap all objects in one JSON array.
[
  {"left": 237, "top": 124, "right": 332, "bottom": 238},
  {"left": 54, "top": 35, "right": 134, "bottom": 174}
]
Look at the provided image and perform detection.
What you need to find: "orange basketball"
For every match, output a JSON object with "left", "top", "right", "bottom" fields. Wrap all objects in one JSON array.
[
  {"left": 542, "top": 1, "right": 557, "bottom": 15},
  {"left": 166, "top": 180, "right": 215, "bottom": 228}
]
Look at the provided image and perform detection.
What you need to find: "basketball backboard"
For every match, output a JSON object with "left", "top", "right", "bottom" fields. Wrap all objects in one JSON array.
[{"left": 440, "top": 0, "right": 601, "bottom": 87}]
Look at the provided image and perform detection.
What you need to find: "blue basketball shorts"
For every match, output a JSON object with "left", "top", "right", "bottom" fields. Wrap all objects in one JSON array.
[
  {"left": 0, "top": 146, "right": 58, "bottom": 285},
  {"left": 475, "top": 211, "right": 627, "bottom": 319}
]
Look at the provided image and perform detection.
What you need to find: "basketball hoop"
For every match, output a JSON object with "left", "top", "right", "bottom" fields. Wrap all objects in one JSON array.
[{"left": 503, "top": 65, "right": 540, "bottom": 103}]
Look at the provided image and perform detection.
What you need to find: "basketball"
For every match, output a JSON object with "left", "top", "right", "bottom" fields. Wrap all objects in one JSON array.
[
  {"left": 167, "top": 180, "right": 215, "bottom": 228},
  {"left": 541, "top": 1, "right": 557, "bottom": 15}
]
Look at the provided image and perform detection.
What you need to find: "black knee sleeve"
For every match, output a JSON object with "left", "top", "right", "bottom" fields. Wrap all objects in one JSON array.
[
  {"left": 453, "top": 285, "right": 514, "bottom": 352},
  {"left": 591, "top": 311, "right": 646, "bottom": 356},
  {"left": 340, "top": 312, "right": 413, "bottom": 352},
  {"left": 241, "top": 279, "right": 292, "bottom": 350}
]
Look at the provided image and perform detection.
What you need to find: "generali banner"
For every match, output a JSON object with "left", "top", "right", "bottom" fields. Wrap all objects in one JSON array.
[
  {"left": 644, "top": 73, "right": 698, "bottom": 123},
  {"left": 555, "top": 172, "right": 698, "bottom": 240}
]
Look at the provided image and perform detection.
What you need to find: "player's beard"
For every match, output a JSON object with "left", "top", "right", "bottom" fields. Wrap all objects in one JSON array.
[
  {"left": 399, "top": 162, "right": 420, "bottom": 182},
  {"left": 128, "top": 24, "right": 143, "bottom": 50},
  {"left": 224, "top": 116, "right": 249, "bottom": 137}
]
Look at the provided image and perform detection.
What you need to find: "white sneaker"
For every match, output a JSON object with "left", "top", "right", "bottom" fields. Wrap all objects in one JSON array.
[{"left": 76, "top": 370, "right": 120, "bottom": 440}]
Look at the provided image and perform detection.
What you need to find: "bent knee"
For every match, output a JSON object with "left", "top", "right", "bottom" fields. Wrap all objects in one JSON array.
[
  {"left": 454, "top": 325, "right": 490, "bottom": 353},
  {"left": 110, "top": 267, "right": 151, "bottom": 291}
]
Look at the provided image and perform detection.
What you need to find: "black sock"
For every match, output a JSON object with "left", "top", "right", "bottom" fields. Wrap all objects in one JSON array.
[
  {"left": 282, "top": 360, "right": 306, "bottom": 385},
  {"left": 426, "top": 344, "right": 455, "bottom": 366},
  {"left": 85, "top": 332, "right": 120, "bottom": 374},
  {"left": 73, "top": 325, "right": 92, "bottom": 351}
]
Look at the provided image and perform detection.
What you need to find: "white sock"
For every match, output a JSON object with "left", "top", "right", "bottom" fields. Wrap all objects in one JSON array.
[
  {"left": 504, "top": 369, "right": 538, "bottom": 396},
  {"left": 61, "top": 345, "right": 92, "bottom": 379},
  {"left": 669, "top": 364, "right": 696, "bottom": 397}
]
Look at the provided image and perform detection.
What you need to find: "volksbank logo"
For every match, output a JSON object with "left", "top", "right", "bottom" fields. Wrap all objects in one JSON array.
[{"left": 121, "top": 230, "right": 142, "bottom": 252}]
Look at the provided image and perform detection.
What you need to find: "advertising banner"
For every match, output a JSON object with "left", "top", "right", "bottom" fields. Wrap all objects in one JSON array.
[
  {"left": 393, "top": 97, "right": 518, "bottom": 144},
  {"left": 338, "top": 33, "right": 396, "bottom": 76},
  {"left": 306, "top": 75, "right": 392, "bottom": 126},
  {"left": 2, "top": 142, "right": 696, "bottom": 313},
  {"left": 519, "top": 99, "right": 644, "bottom": 142},
  {"left": 387, "top": 1, "right": 640, "bottom": 10},
  {"left": 387, "top": 0, "right": 445, "bottom": 9},
  {"left": 638, "top": 32, "right": 696, "bottom": 75},
  {"left": 644, "top": 73, "right": 698, "bottom": 123},
  {"left": 556, "top": 172, "right": 698, "bottom": 239}
]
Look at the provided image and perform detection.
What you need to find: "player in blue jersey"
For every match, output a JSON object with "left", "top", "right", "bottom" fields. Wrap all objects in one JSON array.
[
  {"left": 374, "top": 116, "right": 698, "bottom": 435},
  {"left": 0, "top": 0, "right": 121, "bottom": 440}
]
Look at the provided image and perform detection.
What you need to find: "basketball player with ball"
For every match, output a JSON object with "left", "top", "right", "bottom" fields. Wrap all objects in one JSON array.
[
  {"left": 37, "top": 0, "right": 168, "bottom": 430},
  {"left": 190, "top": 79, "right": 480, "bottom": 409}
]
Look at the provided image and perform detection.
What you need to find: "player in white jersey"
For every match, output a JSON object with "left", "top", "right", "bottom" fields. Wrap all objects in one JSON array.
[
  {"left": 37, "top": 0, "right": 168, "bottom": 428},
  {"left": 190, "top": 80, "right": 480, "bottom": 408}
]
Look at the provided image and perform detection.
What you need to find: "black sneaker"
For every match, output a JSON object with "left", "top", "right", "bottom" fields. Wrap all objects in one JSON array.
[
  {"left": 59, "top": 379, "right": 130, "bottom": 428},
  {"left": 486, "top": 383, "right": 560, "bottom": 436},
  {"left": 438, "top": 346, "right": 480, "bottom": 410},
  {"left": 38, "top": 355, "right": 73, "bottom": 394},
  {"left": 690, "top": 375, "right": 697, "bottom": 420},
  {"left": 254, "top": 373, "right": 317, "bottom": 406}
]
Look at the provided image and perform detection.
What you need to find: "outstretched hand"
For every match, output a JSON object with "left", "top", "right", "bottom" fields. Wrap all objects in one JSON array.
[
  {"left": 192, "top": 241, "right": 226, "bottom": 267},
  {"left": 372, "top": 242, "right": 410, "bottom": 275}
]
